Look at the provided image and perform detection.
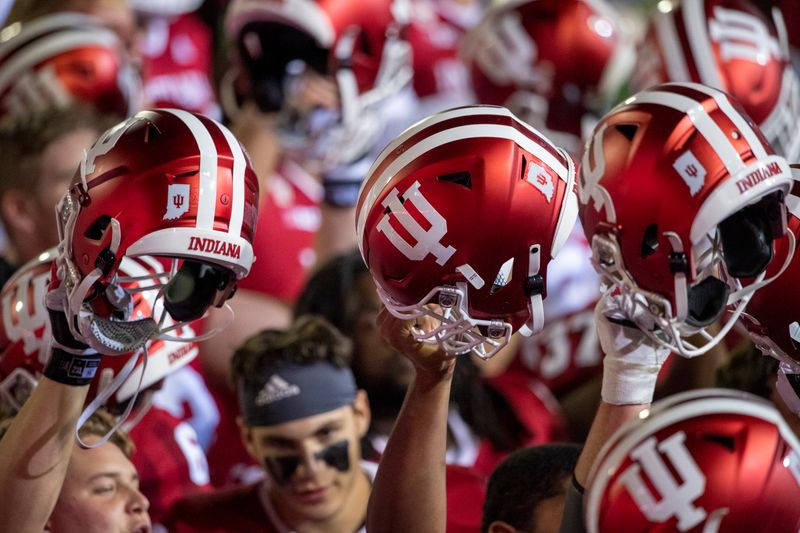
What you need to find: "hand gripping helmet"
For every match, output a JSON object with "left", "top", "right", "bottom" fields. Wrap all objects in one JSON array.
[
  {"left": 0, "top": 13, "right": 141, "bottom": 119},
  {"left": 356, "top": 105, "right": 578, "bottom": 359},
  {"left": 462, "top": 0, "right": 635, "bottom": 157},
  {"left": 55, "top": 108, "right": 259, "bottom": 355},
  {"left": 585, "top": 388, "right": 800, "bottom": 533},
  {"left": 739, "top": 181, "right": 800, "bottom": 416},
  {"left": 223, "top": 0, "right": 413, "bottom": 170},
  {"left": 579, "top": 82, "right": 794, "bottom": 358},
  {"left": 631, "top": 0, "right": 800, "bottom": 162},
  {"left": 0, "top": 249, "right": 199, "bottom": 417}
]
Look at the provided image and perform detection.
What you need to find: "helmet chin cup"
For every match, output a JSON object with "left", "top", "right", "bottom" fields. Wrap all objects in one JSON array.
[{"left": 376, "top": 284, "right": 512, "bottom": 359}]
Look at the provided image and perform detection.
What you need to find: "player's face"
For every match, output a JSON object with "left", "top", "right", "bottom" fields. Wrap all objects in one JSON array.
[
  {"left": 243, "top": 393, "right": 371, "bottom": 524},
  {"left": 532, "top": 476, "right": 571, "bottom": 533},
  {"left": 47, "top": 435, "right": 151, "bottom": 533},
  {"left": 33, "top": 128, "right": 99, "bottom": 250}
]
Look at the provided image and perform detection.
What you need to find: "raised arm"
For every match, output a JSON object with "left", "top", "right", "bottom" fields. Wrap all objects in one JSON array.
[
  {"left": 0, "top": 297, "right": 100, "bottom": 532},
  {"left": 560, "top": 296, "right": 670, "bottom": 533},
  {"left": 366, "top": 308, "right": 456, "bottom": 533}
]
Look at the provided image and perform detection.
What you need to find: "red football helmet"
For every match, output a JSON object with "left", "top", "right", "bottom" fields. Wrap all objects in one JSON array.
[
  {"left": 585, "top": 388, "right": 800, "bottom": 532},
  {"left": 0, "top": 13, "right": 140, "bottom": 119},
  {"left": 356, "top": 105, "right": 577, "bottom": 359},
  {"left": 462, "top": 0, "right": 635, "bottom": 157},
  {"left": 222, "top": 0, "right": 413, "bottom": 170},
  {"left": 0, "top": 249, "right": 199, "bottom": 416},
  {"left": 579, "top": 82, "right": 793, "bottom": 358},
  {"left": 54, "top": 108, "right": 259, "bottom": 355},
  {"left": 632, "top": 0, "right": 800, "bottom": 162}
]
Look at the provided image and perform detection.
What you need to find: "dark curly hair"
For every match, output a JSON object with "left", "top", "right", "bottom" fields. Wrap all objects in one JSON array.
[
  {"left": 482, "top": 443, "right": 581, "bottom": 533},
  {"left": 231, "top": 314, "right": 354, "bottom": 383}
]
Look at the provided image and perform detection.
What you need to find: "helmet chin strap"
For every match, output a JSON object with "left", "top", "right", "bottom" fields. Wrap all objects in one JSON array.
[
  {"left": 519, "top": 244, "right": 544, "bottom": 337},
  {"left": 75, "top": 346, "right": 146, "bottom": 449}
]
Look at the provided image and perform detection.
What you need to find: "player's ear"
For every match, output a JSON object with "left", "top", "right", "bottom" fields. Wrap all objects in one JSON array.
[
  {"left": 0, "top": 188, "right": 37, "bottom": 237},
  {"left": 236, "top": 415, "right": 259, "bottom": 460},
  {"left": 487, "top": 520, "right": 518, "bottom": 533},
  {"left": 352, "top": 389, "right": 371, "bottom": 439}
]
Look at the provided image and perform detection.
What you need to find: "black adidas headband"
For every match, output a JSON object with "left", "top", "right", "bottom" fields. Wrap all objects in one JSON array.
[{"left": 238, "top": 361, "right": 358, "bottom": 426}]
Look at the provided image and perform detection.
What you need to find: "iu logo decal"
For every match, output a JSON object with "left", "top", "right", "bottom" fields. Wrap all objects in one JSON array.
[
  {"left": 377, "top": 181, "right": 456, "bottom": 266},
  {"left": 709, "top": 7, "right": 782, "bottom": 64},
  {"left": 674, "top": 150, "right": 706, "bottom": 196},
  {"left": 165, "top": 183, "right": 191, "bottom": 220},
  {"left": 619, "top": 431, "right": 728, "bottom": 532},
  {"left": 526, "top": 162, "right": 554, "bottom": 203}
]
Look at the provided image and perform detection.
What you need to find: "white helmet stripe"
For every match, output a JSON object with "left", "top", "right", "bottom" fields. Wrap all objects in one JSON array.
[
  {"left": 162, "top": 109, "right": 218, "bottom": 230},
  {"left": 0, "top": 30, "right": 119, "bottom": 94},
  {"left": 674, "top": 81, "right": 769, "bottom": 160},
  {"left": 0, "top": 13, "right": 100, "bottom": 53},
  {"left": 683, "top": 0, "right": 723, "bottom": 87},
  {"left": 215, "top": 122, "right": 246, "bottom": 237},
  {"left": 627, "top": 90, "right": 746, "bottom": 175},
  {"left": 362, "top": 105, "right": 562, "bottom": 189},
  {"left": 357, "top": 122, "right": 569, "bottom": 246},
  {"left": 654, "top": 8, "right": 691, "bottom": 81}
]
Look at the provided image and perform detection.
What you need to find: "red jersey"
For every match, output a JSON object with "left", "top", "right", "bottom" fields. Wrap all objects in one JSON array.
[
  {"left": 166, "top": 462, "right": 484, "bottom": 533},
  {"left": 472, "top": 371, "right": 568, "bottom": 478},
  {"left": 128, "top": 405, "right": 211, "bottom": 527},
  {"left": 139, "top": 13, "right": 219, "bottom": 118},
  {"left": 237, "top": 160, "right": 322, "bottom": 303},
  {"left": 205, "top": 380, "right": 262, "bottom": 488}
]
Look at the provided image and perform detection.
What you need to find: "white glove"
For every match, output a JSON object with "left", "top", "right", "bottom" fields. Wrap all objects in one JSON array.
[{"left": 596, "top": 293, "right": 671, "bottom": 405}]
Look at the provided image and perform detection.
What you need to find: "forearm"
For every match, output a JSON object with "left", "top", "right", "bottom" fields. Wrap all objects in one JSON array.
[
  {"left": 0, "top": 377, "right": 87, "bottom": 532},
  {"left": 367, "top": 371, "right": 452, "bottom": 533},
  {"left": 573, "top": 400, "right": 647, "bottom": 486}
]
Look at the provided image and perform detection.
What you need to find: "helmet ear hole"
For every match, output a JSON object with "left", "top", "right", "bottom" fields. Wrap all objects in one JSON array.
[
  {"left": 85, "top": 215, "right": 112, "bottom": 241},
  {"left": 437, "top": 171, "right": 472, "bottom": 189},
  {"left": 641, "top": 223, "right": 659, "bottom": 257},
  {"left": 614, "top": 123, "right": 638, "bottom": 142}
]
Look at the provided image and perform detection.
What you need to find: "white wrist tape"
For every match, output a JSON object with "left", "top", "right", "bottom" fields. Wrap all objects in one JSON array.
[{"left": 596, "top": 295, "right": 670, "bottom": 405}]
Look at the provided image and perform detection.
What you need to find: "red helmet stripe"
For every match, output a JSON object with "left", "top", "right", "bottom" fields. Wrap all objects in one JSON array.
[
  {"left": 679, "top": 81, "right": 770, "bottom": 159},
  {"left": 356, "top": 108, "right": 570, "bottom": 246},
  {"left": 216, "top": 119, "right": 247, "bottom": 238},
  {"left": 162, "top": 109, "right": 219, "bottom": 231},
  {"left": 624, "top": 87, "right": 751, "bottom": 176}
]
